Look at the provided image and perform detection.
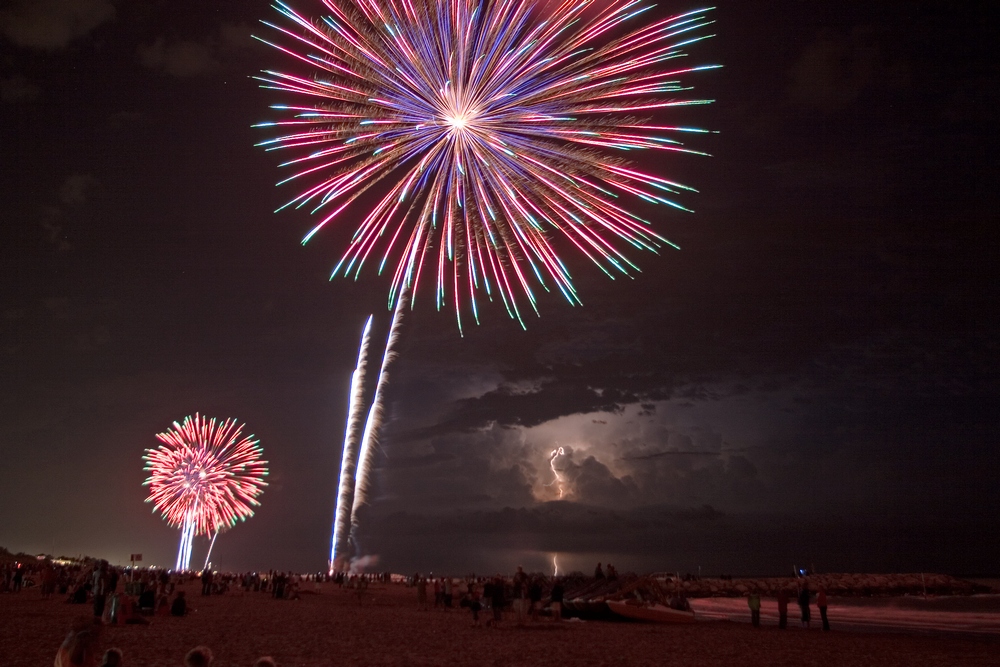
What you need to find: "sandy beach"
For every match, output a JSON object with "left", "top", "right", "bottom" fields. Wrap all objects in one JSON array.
[{"left": 2, "top": 581, "right": 998, "bottom": 667}]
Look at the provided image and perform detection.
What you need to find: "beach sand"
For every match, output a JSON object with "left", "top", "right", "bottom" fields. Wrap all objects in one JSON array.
[{"left": 2, "top": 581, "right": 997, "bottom": 666}]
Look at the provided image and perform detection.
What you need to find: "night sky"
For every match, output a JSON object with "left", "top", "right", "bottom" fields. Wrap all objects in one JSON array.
[{"left": 2, "top": 1, "right": 997, "bottom": 576}]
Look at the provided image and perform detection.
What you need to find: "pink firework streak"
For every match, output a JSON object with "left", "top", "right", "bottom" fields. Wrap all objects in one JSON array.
[
  {"left": 255, "top": 0, "right": 718, "bottom": 332},
  {"left": 143, "top": 414, "right": 268, "bottom": 570}
]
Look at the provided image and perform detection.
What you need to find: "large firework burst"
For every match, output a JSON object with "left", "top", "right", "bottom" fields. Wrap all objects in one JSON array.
[
  {"left": 255, "top": 0, "right": 718, "bottom": 331},
  {"left": 143, "top": 414, "right": 268, "bottom": 570}
]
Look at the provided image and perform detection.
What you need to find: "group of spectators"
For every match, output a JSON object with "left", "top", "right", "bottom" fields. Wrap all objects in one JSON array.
[
  {"left": 412, "top": 565, "right": 567, "bottom": 627},
  {"left": 53, "top": 619, "right": 279, "bottom": 667},
  {"left": 746, "top": 583, "right": 831, "bottom": 631}
]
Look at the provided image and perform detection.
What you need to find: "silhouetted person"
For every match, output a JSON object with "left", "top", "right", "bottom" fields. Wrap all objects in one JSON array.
[
  {"left": 138, "top": 587, "right": 155, "bottom": 613},
  {"left": 92, "top": 564, "right": 108, "bottom": 620},
  {"left": 489, "top": 576, "right": 505, "bottom": 627},
  {"left": 184, "top": 646, "right": 213, "bottom": 667},
  {"left": 817, "top": 586, "right": 830, "bottom": 631},
  {"left": 748, "top": 592, "right": 761, "bottom": 627},
  {"left": 55, "top": 619, "right": 102, "bottom": 667},
  {"left": 528, "top": 578, "right": 543, "bottom": 621},
  {"left": 99, "top": 648, "right": 123, "bottom": 667},
  {"left": 776, "top": 589, "right": 789, "bottom": 629},
  {"left": 798, "top": 585, "right": 811, "bottom": 628},
  {"left": 550, "top": 579, "right": 564, "bottom": 622},
  {"left": 171, "top": 591, "right": 187, "bottom": 617},
  {"left": 594, "top": 563, "right": 605, "bottom": 579}
]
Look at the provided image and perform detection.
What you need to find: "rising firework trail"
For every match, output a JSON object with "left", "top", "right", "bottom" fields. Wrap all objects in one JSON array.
[
  {"left": 255, "top": 0, "right": 718, "bottom": 332},
  {"left": 330, "top": 317, "right": 374, "bottom": 572},
  {"left": 143, "top": 414, "right": 268, "bottom": 571},
  {"left": 350, "top": 288, "right": 409, "bottom": 551}
]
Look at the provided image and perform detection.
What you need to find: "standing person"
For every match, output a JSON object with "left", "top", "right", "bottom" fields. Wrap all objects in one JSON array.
[
  {"left": 512, "top": 566, "right": 528, "bottom": 625},
  {"left": 92, "top": 563, "right": 108, "bottom": 620},
  {"left": 481, "top": 578, "right": 494, "bottom": 621},
  {"left": 42, "top": 564, "right": 57, "bottom": 598},
  {"left": 528, "top": 578, "right": 543, "bottom": 622},
  {"left": 416, "top": 576, "right": 428, "bottom": 610},
  {"left": 442, "top": 577, "right": 453, "bottom": 609},
  {"left": 776, "top": 589, "right": 789, "bottom": 629},
  {"left": 550, "top": 578, "right": 564, "bottom": 622},
  {"left": 467, "top": 582, "right": 482, "bottom": 627},
  {"left": 748, "top": 591, "right": 761, "bottom": 627},
  {"left": 798, "top": 584, "right": 811, "bottom": 628},
  {"left": 201, "top": 569, "right": 212, "bottom": 596},
  {"left": 817, "top": 586, "right": 830, "bottom": 631},
  {"left": 489, "top": 576, "right": 505, "bottom": 627},
  {"left": 433, "top": 578, "right": 442, "bottom": 608},
  {"left": 594, "top": 563, "right": 605, "bottom": 579}
]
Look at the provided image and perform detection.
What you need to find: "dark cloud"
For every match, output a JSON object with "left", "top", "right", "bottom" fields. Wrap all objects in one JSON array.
[
  {"left": 138, "top": 22, "right": 258, "bottom": 78},
  {"left": 0, "top": 0, "right": 115, "bottom": 51},
  {"left": 28, "top": 174, "right": 101, "bottom": 251},
  {"left": 59, "top": 173, "right": 100, "bottom": 206},
  {"left": 361, "top": 503, "right": 1000, "bottom": 576},
  {"left": 565, "top": 455, "right": 638, "bottom": 508},
  {"left": 787, "top": 26, "right": 911, "bottom": 113},
  {"left": 0, "top": 75, "right": 40, "bottom": 103}
]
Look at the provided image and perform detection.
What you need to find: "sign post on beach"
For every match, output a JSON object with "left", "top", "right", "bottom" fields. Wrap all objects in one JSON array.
[{"left": 130, "top": 553, "right": 142, "bottom": 581}]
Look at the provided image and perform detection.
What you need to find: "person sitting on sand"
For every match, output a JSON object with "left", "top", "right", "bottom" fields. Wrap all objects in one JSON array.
[
  {"left": 99, "top": 648, "right": 123, "bottom": 667},
  {"left": 170, "top": 591, "right": 187, "bottom": 617},
  {"left": 114, "top": 594, "right": 141, "bottom": 626},
  {"left": 55, "top": 619, "right": 103, "bottom": 667},
  {"left": 70, "top": 581, "right": 89, "bottom": 604},
  {"left": 138, "top": 587, "right": 155, "bottom": 614},
  {"left": 184, "top": 646, "right": 213, "bottom": 667}
]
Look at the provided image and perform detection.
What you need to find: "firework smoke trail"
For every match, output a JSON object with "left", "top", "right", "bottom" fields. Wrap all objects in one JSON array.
[
  {"left": 177, "top": 508, "right": 197, "bottom": 571},
  {"left": 349, "top": 288, "right": 409, "bottom": 552},
  {"left": 330, "top": 316, "right": 374, "bottom": 572},
  {"left": 143, "top": 414, "right": 268, "bottom": 571},
  {"left": 255, "top": 0, "right": 718, "bottom": 331},
  {"left": 549, "top": 447, "right": 566, "bottom": 499}
]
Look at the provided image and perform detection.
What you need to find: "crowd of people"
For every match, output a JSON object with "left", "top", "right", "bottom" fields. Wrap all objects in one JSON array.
[
  {"left": 52, "top": 618, "right": 280, "bottom": 667},
  {"left": 0, "top": 555, "right": 844, "bottom": 665},
  {"left": 747, "top": 582, "right": 831, "bottom": 631},
  {"left": 411, "top": 565, "right": 567, "bottom": 627}
]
